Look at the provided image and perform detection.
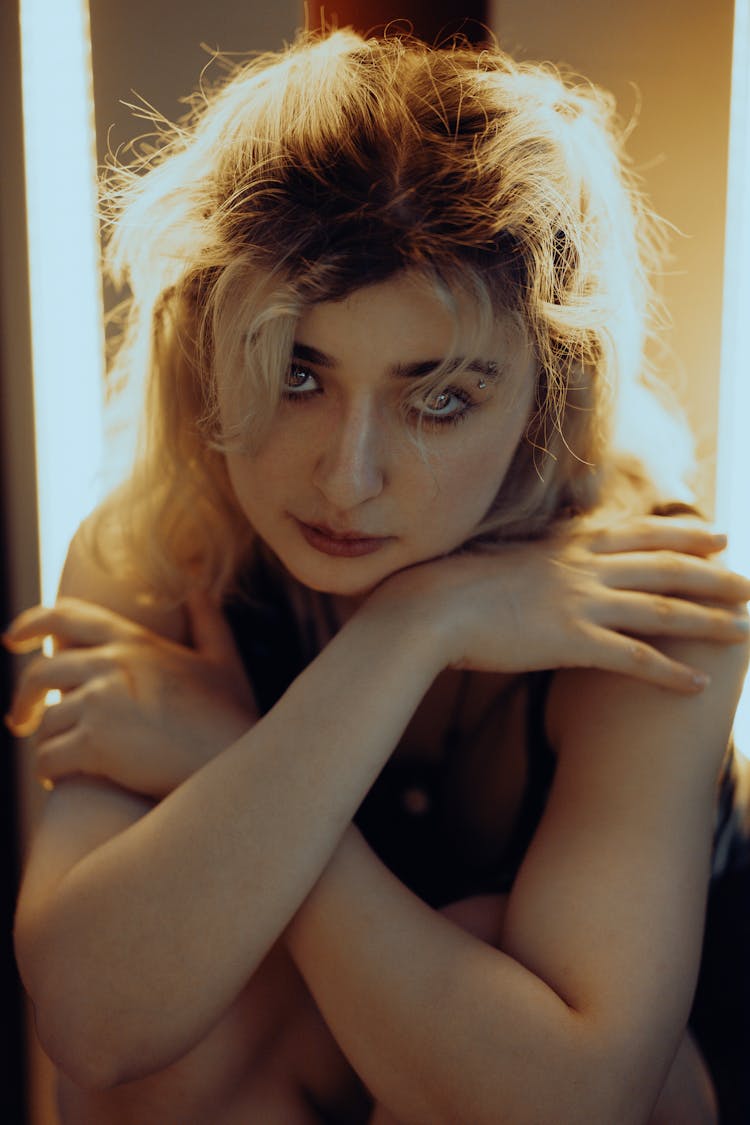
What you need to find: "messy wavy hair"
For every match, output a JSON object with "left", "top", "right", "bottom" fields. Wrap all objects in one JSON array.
[{"left": 90, "top": 27, "right": 693, "bottom": 603}]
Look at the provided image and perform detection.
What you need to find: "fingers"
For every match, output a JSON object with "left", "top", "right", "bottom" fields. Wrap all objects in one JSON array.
[
  {"left": 35, "top": 727, "right": 93, "bottom": 787},
  {"left": 2, "top": 597, "right": 138, "bottom": 653},
  {"left": 5, "top": 649, "right": 107, "bottom": 736},
  {"left": 30, "top": 692, "right": 84, "bottom": 784},
  {"left": 35, "top": 690, "right": 82, "bottom": 742},
  {"left": 583, "top": 626, "right": 711, "bottom": 694},
  {"left": 7, "top": 683, "right": 88, "bottom": 786},
  {"left": 598, "top": 590, "right": 750, "bottom": 645},
  {"left": 587, "top": 517, "right": 727, "bottom": 558},
  {"left": 599, "top": 551, "right": 750, "bottom": 603}
]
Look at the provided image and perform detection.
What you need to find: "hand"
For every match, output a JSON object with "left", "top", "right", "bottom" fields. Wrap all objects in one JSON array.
[
  {"left": 368, "top": 517, "right": 750, "bottom": 692},
  {"left": 3, "top": 592, "right": 258, "bottom": 796}
]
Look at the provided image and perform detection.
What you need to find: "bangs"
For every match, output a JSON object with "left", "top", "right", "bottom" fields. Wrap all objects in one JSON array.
[{"left": 203, "top": 260, "right": 535, "bottom": 457}]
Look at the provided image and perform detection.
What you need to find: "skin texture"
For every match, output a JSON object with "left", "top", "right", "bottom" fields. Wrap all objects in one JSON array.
[
  {"left": 6, "top": 274, "right": 750, "bottom": 1123},
  {"left": 223, "top": 273, "right": 536, "bottom": 600}
]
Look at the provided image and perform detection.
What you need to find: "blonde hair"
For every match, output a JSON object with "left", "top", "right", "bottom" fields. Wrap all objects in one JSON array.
[{"left": 91, "top": 28, "right": 693, "bottom": 603}]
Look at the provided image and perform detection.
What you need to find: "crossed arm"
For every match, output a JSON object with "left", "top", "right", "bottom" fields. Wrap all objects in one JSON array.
[
  {"left": 7, "top": 516, "right": 749, "bottom": 1121},
  {"left": 283, "top": 653, "right": 735, "bottom": 1125}
]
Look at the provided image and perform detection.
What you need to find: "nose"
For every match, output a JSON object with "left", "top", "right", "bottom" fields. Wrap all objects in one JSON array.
[{"left": 312, "top": 398, "right": 386, "bottom": 509}]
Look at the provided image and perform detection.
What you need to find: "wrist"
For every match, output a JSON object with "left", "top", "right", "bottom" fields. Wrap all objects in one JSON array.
[{"left": 354, "top": 569, "right": 455, "bottom": 676}]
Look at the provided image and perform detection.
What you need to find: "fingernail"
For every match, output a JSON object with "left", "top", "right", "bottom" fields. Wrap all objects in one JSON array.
[
  {"left": 710, "top": 533, "right": 728, "bottom": 545},
  {"left": 734, "top": 617, "right": 750, "bottom": 632},
  {"left": 691, "top": 671, "right": 711, "bottom": 689}
]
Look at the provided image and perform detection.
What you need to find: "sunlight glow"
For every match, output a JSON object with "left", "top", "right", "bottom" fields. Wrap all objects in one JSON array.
[
  {"left": 717, "top": 0, "right": 750, "bottom": 757},
  {"left": 20, "top": 0, "right": 104, "bottom": 606},
  {"left": 17, "top": 1, "right": 750, "bottom": 757}
]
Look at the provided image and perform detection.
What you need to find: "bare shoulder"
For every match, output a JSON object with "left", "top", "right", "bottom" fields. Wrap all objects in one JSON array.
[
  {"left": 60, "top": 498, "right": 188, "bottom": 644},
  {"left": 546, "top": 633, "right": 749, "bottom": 779},
  {"left": 15, "top": 499, "right": 187, "bottom": 908}
]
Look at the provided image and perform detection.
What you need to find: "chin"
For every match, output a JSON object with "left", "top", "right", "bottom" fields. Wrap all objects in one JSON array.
[
  {"left": 267, "top": 536, "right": 394, "bottom": 598},
  {"left": 293, "top": 566, "right": 382, "bottom": 599},
  {"left": 287, "top": 547, "right": 408, "bottom": 598}
]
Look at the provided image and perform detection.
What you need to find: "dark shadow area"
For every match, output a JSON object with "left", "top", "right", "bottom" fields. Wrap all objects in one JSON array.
[
  {"left": 0, "top": 523, "right": 26, "bottom": 1125},
  {"left": 692, "top": 863, "right": 750, "bottom": 1125},
  {"left": 0, "top": 0, "right": 33, "bottom": 1120}
]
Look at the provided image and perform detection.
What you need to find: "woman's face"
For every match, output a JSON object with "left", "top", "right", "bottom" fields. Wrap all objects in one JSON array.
[{"left": 223, "top": 272, "right": 536, "bottom": 599}]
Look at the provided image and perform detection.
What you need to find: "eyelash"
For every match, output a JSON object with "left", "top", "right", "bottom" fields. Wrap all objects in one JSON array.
[
  {"left": 412, "top": 388, "right": 476, "bottom": 428},
  {"left": 282, "top": 365, "right": 322, "bottom": 400},
  {"left": 281, "top": 365, "right": 478, "bottom": 428}
]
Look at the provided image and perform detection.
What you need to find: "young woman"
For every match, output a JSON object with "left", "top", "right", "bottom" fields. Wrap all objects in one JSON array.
[{"left": 5, "top": 29, "right": 750, "bottom": 1125}]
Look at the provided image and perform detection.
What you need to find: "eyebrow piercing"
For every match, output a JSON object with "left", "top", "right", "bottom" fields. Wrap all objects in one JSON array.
[{"left": 477, "top": 361, "right": 498, "bottom": 390}]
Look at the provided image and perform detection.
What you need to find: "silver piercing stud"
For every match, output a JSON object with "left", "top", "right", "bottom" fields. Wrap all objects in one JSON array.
[{"left": 477, "top": 379, "right": 487, "bottom": 390}]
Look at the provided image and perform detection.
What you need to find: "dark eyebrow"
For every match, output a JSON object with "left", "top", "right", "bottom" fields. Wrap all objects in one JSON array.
[
  {"left": 292, "top": 343, "right": 335, "bottom": 367},
  {"left": 292, "top": 343, "right": 498, "bottom": 380},
  {"left": 390, "top": 359, "right": 498, "bottom": 380}
]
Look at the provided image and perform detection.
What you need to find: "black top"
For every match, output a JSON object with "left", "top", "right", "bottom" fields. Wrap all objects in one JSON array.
[{"left": 223, "top": 548, "right": 749, "bottom": 908}]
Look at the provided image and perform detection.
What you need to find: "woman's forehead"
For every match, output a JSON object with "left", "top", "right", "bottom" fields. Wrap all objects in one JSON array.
[{"left": 293, "top": 271, "right": 528, "bottom": 365}]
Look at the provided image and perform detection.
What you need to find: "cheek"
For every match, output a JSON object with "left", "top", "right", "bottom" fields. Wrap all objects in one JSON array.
[
  {"left": 430, "top": 418, "right": 526, "bottom": 514},
  {"left": 224, "top": 451, "right": 284, "bottom": 514},
  {"left": 225, "top": 424, "right": 305, "bottom": 496}
]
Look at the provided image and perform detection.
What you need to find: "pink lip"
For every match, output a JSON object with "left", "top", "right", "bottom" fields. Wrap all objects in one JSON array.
[{"left": 295, "top": 519, "right": 392, "bottom": 558}]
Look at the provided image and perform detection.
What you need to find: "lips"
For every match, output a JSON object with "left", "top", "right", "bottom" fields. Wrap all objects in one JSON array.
[
  {"left": 294, "top": 518, "right": 392, "bottom": 558},
  {"left": 308, "top": 522, "right": 377, "bottom": 540}
]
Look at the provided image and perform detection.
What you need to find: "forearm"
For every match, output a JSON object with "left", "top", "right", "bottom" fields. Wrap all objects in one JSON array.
[
  {"left": 286, "top": 828, "right": 692, "bottom": 1125},
  {"left": 15, "top": 603, "right": 444, "bottom": 1086},
  {"left": 284, "top": 637, "right": 742, "bottom": 1125}
]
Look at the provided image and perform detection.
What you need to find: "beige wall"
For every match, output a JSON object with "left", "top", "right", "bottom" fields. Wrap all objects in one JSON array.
[
  {"left": 89, "top": 1, "right": 300, "bottom": 164},
  {"left": 491, "top": 0, "right": 735, "bottom": 514}
]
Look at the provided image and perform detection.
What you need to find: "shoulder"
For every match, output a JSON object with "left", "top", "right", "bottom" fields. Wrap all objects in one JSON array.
[
  {"left": 546, "top": 634, "right": 749, "bottom": 786},
  {"left": 60, "top": 501, "right": 189, "bottom": 645}
]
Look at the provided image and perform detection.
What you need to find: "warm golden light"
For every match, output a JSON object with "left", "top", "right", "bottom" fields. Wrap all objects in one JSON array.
[
  {"left": 17, "top": 1, "right": 749, "bottom": 756},
  {"left": 717, "top": 0, "right": 750, "bottom": 755},
  {"left": 20, "top": 0, "right": 105, "bottom": 606}
]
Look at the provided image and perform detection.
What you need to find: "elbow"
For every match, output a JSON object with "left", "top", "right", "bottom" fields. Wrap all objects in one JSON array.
[
  {"left": 28, "top": 991, "right": 152, "bottom": 1091},
  {"left": 34, "top": 1015, "right": 128, "bottom": 1091},
  {"left": 21, "top": 984, "right": 136, "bottom": 1092},
  {"left": 14, "top": 914, "right": 144, "bottom": 1090}
]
